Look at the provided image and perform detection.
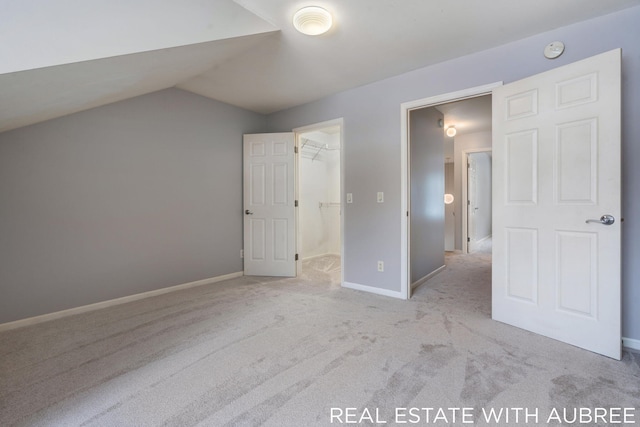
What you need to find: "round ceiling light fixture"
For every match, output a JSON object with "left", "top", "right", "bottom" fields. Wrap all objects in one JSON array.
[
  {"left": 446, "top": 126, "right": 457, "bottom": 137},
  {"left": 293, "top": 6, "right": 333, "bottom": 36}
]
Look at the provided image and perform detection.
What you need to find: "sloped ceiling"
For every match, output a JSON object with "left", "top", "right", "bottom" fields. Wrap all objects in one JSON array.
[
  {"left": 0, "top": 34, "right": 274, "bottom": 132},
  {"left": 2, "top": 0, "right": 640, "bottom": 132},
  {"left": 0, "top": 0, "right": 278, "bottom": 132}
]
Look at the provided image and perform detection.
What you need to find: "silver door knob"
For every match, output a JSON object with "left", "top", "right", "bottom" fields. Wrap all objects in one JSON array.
[
  {"left": 585, "top": 214, "right": 615, "bottom": 225},
  {"left": 245, "top": 210, "right": 253, "bottom": 215}
]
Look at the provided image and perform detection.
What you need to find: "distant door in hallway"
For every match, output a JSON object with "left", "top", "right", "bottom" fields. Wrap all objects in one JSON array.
[
  {"left": 243, "top": 133, "right": 296, "bottom": 277},
  {"left": 492, "top": 49, "right": 621, "bottom": 359},
  {"left": 467, "top": 155, "right": 478, "bottom": 253},
  {"left": 467, "top": 152, "right": 492, "bottom": 253}
]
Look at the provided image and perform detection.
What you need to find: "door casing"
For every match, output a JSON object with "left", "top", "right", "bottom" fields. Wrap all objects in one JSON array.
[
  {"left": 400, "top": 82, "right": 503, "bottom": 299},
  {"left": 293, "top": 118, "right": 345, "bottom": 286}
]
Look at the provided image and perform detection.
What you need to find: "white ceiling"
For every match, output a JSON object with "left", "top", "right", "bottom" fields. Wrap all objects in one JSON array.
[{"left": 2, "top": 0, "right": 639, "bottom": 132}]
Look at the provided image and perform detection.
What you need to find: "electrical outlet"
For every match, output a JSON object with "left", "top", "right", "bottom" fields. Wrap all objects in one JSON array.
[
  {"left": 377, "top": 261, "right": 384, "bottom": 272},
  {"left": 346, "top": 193, "right": 353, "bottom": 203},
  {"left": 240, "top": 249, "right": 244, "bottom": 258},
  {"left": 377, "top": 192, "right": 384, "bottom": 203}
]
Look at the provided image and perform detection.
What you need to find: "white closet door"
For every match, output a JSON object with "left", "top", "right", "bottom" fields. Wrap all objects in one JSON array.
[{"left": 243, "top": 133, "right": 296, "bottom": 277}]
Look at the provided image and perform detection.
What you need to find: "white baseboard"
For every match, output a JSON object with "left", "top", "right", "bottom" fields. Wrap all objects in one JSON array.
[
  {"left": 0, "top": 271, "right": 243, "bottom": 333},
  {"left": 623, "top": 336, "right": 640, "bottom": 352},
  {"left": 411, "top": 265, "right": 446, "bottom": 290},
  {"left": 343, "top": 281, "right": 404, "bottom": 299}
]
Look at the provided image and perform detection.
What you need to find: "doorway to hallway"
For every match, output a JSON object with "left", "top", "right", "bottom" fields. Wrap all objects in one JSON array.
[{"left": 404, "top": 88, "right": 495, "bottom": 298}]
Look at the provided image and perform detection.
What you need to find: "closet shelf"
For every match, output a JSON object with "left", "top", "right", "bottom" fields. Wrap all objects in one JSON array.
[{"left": 300, "top": 139, "right": 339, "bottom": 161}]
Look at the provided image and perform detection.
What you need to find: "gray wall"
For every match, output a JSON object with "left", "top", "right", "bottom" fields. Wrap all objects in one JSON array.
[
  {"left": 266, "top": 6, "right": 640, "bottom": 341},
  {"left": 410, "top": 107, "right": 444, "bottom": 283},
  {"left": 0, "top": 88, "right": 265, "bottom": 324}
]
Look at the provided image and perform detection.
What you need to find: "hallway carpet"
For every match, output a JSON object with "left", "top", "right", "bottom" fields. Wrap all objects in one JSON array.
[{"left": 1, "top": 253, "right": 638, "bottom": 426}]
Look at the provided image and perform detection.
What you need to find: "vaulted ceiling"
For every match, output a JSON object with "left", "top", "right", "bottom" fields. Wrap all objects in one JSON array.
[{"left": 2, "top": 0, "right": 639, "bottom": 132}]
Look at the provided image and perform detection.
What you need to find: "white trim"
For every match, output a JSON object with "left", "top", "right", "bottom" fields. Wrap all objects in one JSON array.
[
  {"left": 622, "top": 337, "right": 640, "bottom": 352},
  {"left": 400, "top": 105, "right": 409, "bottom": 299},
  {"left": 461, "top": 148, "right": 493, "bottom": 253},
  {"left": 401, "top": 82, "right": 503, "bottom": 299},
  {"left": 343, "top": 281, "right": 404, "bottom": 299},
  {"left": 293, "top": 118, "right": 345, "bottom": 287},
  {"left": 292, "top": 118, "right": 343, "bottom": 134},
  {"left": 477, "top": 234, "right": 492, "bottom": 243},
  {"left": 0, "top": 271, "right": 243, "bottom": 332},
  {"left": 411, "top": 264, "right": 446, "bottom": 290}
]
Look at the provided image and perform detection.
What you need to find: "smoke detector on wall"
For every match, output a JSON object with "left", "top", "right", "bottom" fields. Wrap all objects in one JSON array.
[{"left": 544, "top": 41, "right": 565, "bottom": 59}]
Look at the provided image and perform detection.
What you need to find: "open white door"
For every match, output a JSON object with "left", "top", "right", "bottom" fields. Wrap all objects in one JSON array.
[
  {"left": 243, "top": 133, "right": 296, "bottom": 277},
  {"left": 492, "top": 49, "right": 621, "bottom": 359}
]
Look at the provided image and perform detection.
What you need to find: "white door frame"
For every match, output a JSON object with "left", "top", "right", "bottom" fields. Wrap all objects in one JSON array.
[
  {"left": 462, "top": 148, "right": 493, "bottom": 254},
  {"left": 400, "top": 82, "right": 502, "bottom": 299},
  {"left": 293, "top": 118, "right": 345, "bottom": 285}
]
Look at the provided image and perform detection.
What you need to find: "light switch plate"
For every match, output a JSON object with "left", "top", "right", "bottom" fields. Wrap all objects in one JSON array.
[
  {"left": 377, "top": 192, "right": 384, "bottom": 203},
  {"left": 346, "top": 193, "right": 353, "bottom": 203}
]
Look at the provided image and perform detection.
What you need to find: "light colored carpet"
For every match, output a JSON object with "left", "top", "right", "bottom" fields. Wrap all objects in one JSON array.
[{"left": 1, "top": 252, "right": 638, "bottom": 426}]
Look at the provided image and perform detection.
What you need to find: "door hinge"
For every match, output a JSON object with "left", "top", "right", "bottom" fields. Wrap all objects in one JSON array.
[
  {"left": 295, "top": 200, "right": 298, "bottom": 207},
  {"left": 467, "top": 237, "right": 471, "bottom": 242},
  {"left": 467, "top": 200, "right": 471, "bottom": 206},
  {"left": 295, "top": 254, "right": 299, "bottom": 261},
  {"left": 294, "top": 146, "right": 298, "bottom": 154}
]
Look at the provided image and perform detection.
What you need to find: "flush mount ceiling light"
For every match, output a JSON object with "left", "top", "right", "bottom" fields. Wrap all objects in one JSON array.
[
  {"left": 293, "top": 6, "right": 333, "bottom": 36},
  {"left": 446, "top": 126, "right": 457, "bottom": 137}
]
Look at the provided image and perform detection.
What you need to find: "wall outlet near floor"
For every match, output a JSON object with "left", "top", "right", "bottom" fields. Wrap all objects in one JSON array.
[{"left": 377, "top": 261, "right": 384, "bottom": 272}]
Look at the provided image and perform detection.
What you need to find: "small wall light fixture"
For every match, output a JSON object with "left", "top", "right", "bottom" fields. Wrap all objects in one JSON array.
[
  {"left": 444, "top": 194, "right": 455, "bottom": 204},
  {"left": 293, "top": 6, "right": 333, "bottom": 36},
  {"left": 446, "top": 126, "right": 457, "bottom": 137}
]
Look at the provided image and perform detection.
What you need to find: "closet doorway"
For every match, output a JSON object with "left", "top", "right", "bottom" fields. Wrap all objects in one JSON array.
[{"left": 294, "top": 119, "right": 344, "bottom": 282}]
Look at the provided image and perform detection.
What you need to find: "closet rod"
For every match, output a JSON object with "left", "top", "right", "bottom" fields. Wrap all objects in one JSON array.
[{"left": 319, "top": 202, "right": 341, "bottom": 208}]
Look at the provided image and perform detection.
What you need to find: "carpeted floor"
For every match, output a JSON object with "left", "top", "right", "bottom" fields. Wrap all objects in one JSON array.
[{"left": 1, "top": 251, "right": 638, "bottom": 426}]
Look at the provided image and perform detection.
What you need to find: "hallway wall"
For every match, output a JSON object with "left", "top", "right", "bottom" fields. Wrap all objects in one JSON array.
[{"left": 410, "top": 107, "right": 445, "bottom": 283}]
